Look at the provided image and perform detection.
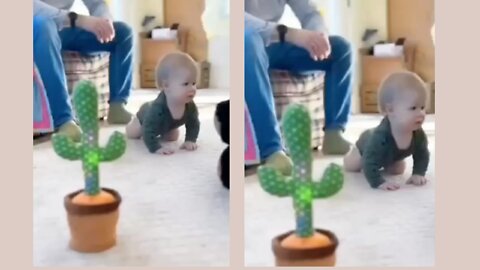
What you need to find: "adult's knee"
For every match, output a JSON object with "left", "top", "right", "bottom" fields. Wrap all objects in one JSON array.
[
  {"left": 244, "top": 29, "right": 267, "bottom": 61},
  {"left": 33, "top": 16, "right": 59, "bottom": 42},
  {"left": 329, "top": 35, "right": 352, "bottom": 58},
  {"left": 113, "top": 21, "right": 133, "bottom": 45}
]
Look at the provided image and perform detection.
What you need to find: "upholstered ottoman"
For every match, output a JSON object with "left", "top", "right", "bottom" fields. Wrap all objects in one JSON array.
[
  {"left": 270, "top": 70, "right": 325, "bottom": 149},
  {"left": 62, "top": 51, "right": 110, "bottom": 120}
]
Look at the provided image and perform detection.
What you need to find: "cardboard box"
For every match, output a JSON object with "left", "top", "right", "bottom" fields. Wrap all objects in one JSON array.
[
  {"left": 140, "top": 29, "right": 188, "bottom": 64},
  {"left": 360, "top": 44, "right": 415, "bottom": 84},
  {"left": 140, "top": 61, "right": 211, "bottom": 89},
  {"left": 140, "top": 63, "right": 157, "bottom": 88},
  {"left": 360, "top": 83, "right": 380, "bottom": 113}
]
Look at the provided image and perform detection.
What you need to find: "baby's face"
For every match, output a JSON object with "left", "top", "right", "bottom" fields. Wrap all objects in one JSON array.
[
  {"left": 165, "top": 67, "right": 197, "bottom": 103},
  {"left": 389, "top": 90, "right": 426, "bottom": 131}
]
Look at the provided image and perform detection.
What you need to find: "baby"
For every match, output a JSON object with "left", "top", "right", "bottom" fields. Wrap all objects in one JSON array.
[
  {"left": 126, "top": 52, "right": 200, "bottom": 154},
  {"left": 343, "top": 71, "right": 430, "bottom": 191}
]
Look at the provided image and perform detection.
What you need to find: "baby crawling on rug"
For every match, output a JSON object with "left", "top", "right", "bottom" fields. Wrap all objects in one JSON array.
[
  {"left": 343, "top": 71, "right": 430, "bottom": 191},
  {"left": 126, "top": 52, "right": 200, "bottom": 154}
]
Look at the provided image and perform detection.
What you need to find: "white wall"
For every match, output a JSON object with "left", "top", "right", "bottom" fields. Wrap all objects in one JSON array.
[
  {"left": 203, "top": 0, "right": 230, "bottom": 89},
  {"left": 208, "top": 36, "right": 230, "bottom": 89},
  {"left": 114, "top": 0, "right": 230, "bottom": 89},
  {"left": 112, "top": 0, "right": 164, "bottom": 89}
]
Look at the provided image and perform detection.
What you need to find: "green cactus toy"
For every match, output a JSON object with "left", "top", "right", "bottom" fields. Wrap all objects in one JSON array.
[
  {"left": 258, "top": 103, "right": 344, "bottom": 238},
  {"left": 52, "top": 80, "right": 126, "bottom": 197}
]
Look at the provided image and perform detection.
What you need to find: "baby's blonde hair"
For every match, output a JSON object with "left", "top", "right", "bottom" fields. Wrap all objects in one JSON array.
[
  {"left": 155, "top": 52, "right": 197, "bottom": 88},
  {"left": 377, "top": 71, "right": 427, "bottom": 113}
]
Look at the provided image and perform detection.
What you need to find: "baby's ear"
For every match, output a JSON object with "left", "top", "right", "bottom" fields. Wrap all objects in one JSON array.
[
  {"left": 385, "top": 103, "right": 394, "bottom": 113},
  {"left": 156, "top": 79, "right": 168, "bottom": 90},
  {"left": 155, "top": 78, "right": 162, "bottom": 89}
]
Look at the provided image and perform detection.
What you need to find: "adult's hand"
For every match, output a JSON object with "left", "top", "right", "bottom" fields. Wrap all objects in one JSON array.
[
  {"left": 286, "top": 28, "right": 331, "bottom": 61},
  {"left": 77, "top": 15, "right": 115, "bottom": 43}
]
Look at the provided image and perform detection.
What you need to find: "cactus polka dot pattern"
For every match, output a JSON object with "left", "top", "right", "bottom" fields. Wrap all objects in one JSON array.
[
  {"left": 283, "top": 104, "right": 312, "bottom": 162},
  {"left": 100, "top": 132, "right": 127, "bottom": 162},
  {"left": 296, "top": 184, "right": 313, "bottom": 203},
  {"left": 73, "top": 81, "right": 99, "bottom": 134},
  {"left": 258, "top": 104, "right": 344, "bottom": 238},
  {"left": 52, "top": 135, "right": 81, "bottom": 160},
  {"left": 85, "top": 150, "right": 100, "bottom": 165},
  {"left": 52, "top": 80, "right": 127, "bottom": 197},
  {"left": 258, "top": 168, "right": 293, "bottom": 197}
]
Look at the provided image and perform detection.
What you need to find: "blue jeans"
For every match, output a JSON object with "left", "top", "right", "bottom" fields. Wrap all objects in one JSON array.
[
  {"left": 244, "top": 27, "right": 353, "bottom": 160},
  {"left": 33, "top": 16, "right": 133, "bottom": 128}
]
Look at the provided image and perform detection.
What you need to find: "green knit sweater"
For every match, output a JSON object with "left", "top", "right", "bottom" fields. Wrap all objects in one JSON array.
[
  {"left": 137, "top": 91, "right": 200, "bottom": 153},
  {"left": 356, "top": 117, "right": 430, "bottom": 188}
]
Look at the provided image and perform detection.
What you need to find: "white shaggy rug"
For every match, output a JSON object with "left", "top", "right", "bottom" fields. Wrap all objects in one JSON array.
[
  {"left": 33, "top": 89, "right": 230, "bottom": 267},
  {"left": 244, "top": 115, "right": 435, "bottom": 267}
]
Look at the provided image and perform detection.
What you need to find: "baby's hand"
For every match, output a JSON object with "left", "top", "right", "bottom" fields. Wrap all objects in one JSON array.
[
  {"left": 406, "top": 174, "right": 427, "bottom": 186},
  {"left": 181, "top": 141, "right": 198, "bottom": 151},
  {"left": 378, "top": 181, "right": 401, "bottom": 191},
  {"left": 155, "top": 146, "right": 175, "bottom": 155}
]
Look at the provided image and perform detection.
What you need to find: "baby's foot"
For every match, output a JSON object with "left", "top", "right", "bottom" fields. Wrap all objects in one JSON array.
[
  {"left": 264, "top": 151, "right": 293, "bottom": 176},
  {"left": 343, "top": 147, "right": 362, "bottom": 172},
  {"left": 181, "top": 141, "right": 198, "bottom": 151},
  {"left": 378, "top": 181, "right": 401, "bottom": 191},
  {"left": 322, "top": 130, "right": 351, "bottom": 155},
  {"left": 406, "top": 175, "right": 427, "bottom": 186}
]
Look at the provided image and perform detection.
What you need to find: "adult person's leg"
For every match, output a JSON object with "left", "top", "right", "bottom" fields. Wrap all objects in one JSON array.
[
  {"left": 267, "top": 35, "right": 353, "bottom": 155},
  {"left": 244, "top": 26, "right": 293, "bottom": 175},
  {"left": 33, "top": 16, "right": 81, "bottom": 142},
  {"left": 59, "top": 21, "right": 134, "bottom": 124}
]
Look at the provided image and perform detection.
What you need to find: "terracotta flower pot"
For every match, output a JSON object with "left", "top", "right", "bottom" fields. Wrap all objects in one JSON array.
[
  {"left": 272, "top": 229, "right": 339, "bottom": 267},
  {"left": 64, "top": 188, "right": 122, "bottom": 253}
]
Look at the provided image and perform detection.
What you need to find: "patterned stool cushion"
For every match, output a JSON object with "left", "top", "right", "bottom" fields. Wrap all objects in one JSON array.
[
  {"left": 62, "top": 51, "right": 110, "bottom": 119},
  {"left": 270, "top": 70, "right": 325, "bottom": 149}
]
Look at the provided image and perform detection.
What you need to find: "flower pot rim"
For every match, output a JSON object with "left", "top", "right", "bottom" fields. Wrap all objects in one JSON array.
[
  {"left": 64, "top": 187, "right": 122, "bottom": 216},
  {"left": 272, "top": 228, "right": 338, "bottom": 261}
]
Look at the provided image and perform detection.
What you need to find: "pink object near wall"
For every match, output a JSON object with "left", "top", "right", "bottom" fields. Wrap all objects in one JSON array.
[
  {"left": 33, "top": 64, "right": 54, "bottom": 134},
  {"left": 245, "top": 106, "right": 260, "bottom": 165}
]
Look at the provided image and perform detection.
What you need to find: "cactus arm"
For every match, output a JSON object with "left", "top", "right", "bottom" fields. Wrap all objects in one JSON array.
[
  {"left": 258, "top": 166, "right": 293, "bottom": 197},
  {"left": 312, "top": 163, "right": 344, "bottom": 198},
  {"left": 51, "top": 134, "right": 82, "bottom": 160},
  {"left": 100, "top": 131, "right": 126, "bottom": 162}
]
